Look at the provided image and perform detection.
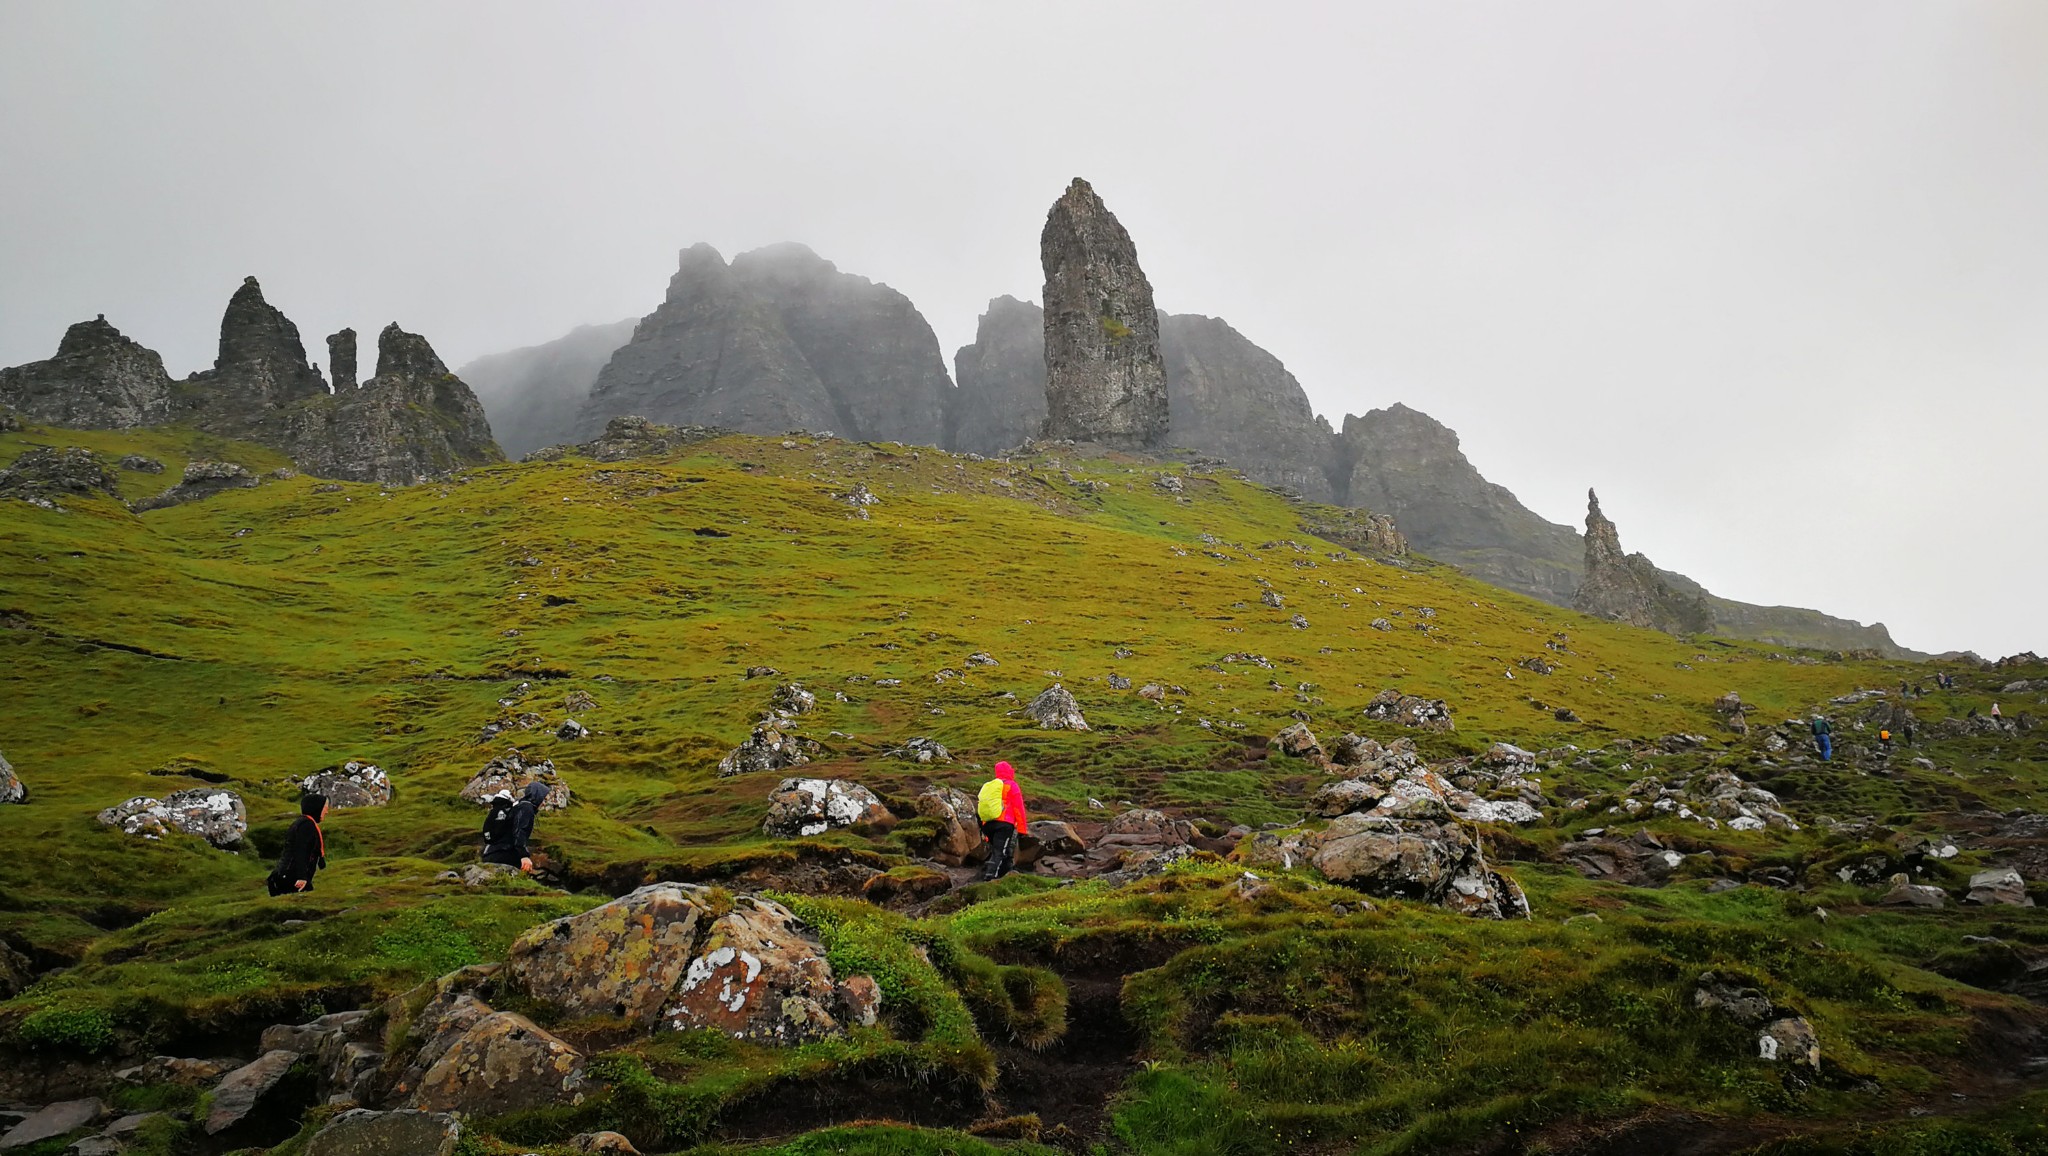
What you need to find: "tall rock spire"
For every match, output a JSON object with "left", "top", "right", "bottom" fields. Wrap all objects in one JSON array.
[
  {"left": 1038, "top": 178, "right": 1168, "bottom": 449},
  {"left": 1573, "top": 489, "right": 1713, "bottom": 635}
]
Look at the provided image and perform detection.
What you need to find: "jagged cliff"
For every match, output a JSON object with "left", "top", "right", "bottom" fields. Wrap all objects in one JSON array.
[
  {"left": 0, "top": 277, "right": 501, "bottom": 485},
  {"left": 1333, "top": 404, "right": 1584, "bottom": 605},
  {"left": 275, "top": 324, "right": 504, "bottom": 483},
  {"left": 1039, "top": 178, "right": 1169, "bottom": 448},
  {"left": 1162, "top": 313, "right": 1337, "bottom": 503},
  {"left": 1573, "top": 489, "right": 1715, "bottom": 635},
  {"left": 459, "top": 318, "right": 636, "bottom": 457},
  {"left": 949, "top": 296, "right": 1046, "bottom": 456},
  {"left": 0, "top": 317, "right": 174, "bottom": 429},
  {"left": 576, "top": 243, "right": 952, "bottom": 445}
]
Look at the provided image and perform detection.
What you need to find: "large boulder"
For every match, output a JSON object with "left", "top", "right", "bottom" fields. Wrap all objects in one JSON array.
[
  {"left": 911, "top": 786, "right": 983, "bottom": 865},
  {"left": 502, "top": 884, "right": 855, "bottom": 1045},
  {"left": 1313, "top": 816, "right": 1527, "bottom": 919},
  {"left": 1272, "top": 722, "right": 1322, "bottom": 759},
  {"left": 259, "top": 1010, "right": 383, "bottom": 1104},
  {"left": 458, "top": 753, "right": 569, "bottom": 809},
  {"left": 763, "top": 778, "right": 890, "bottom": 837},
  {"left": 303, "top": 762, "right": 391, "bottom": 808},
  {"left": 1026, "top": 684, "right": 1089, "bottom": 731},
  {"left": 96, "top": 788, "right": 247, "bottom": 848},
  {"left": 204, "top": 1050, "right": 305, "bottom": 1135},
  {"left": 1967, "top": 868, "right": 2032, "bottom": 907},
  {"left": 716, "top": 721, "right": 818, "bottom": 777},
  {"left": 403, "top": 1008, "right": 587, "bottom": 1116},
  {"left": 0, "top": 751, "right": 23, "bottom": 804},
  {"left": 306, "top": 1109, "right": 461, "bottom": 1156}
]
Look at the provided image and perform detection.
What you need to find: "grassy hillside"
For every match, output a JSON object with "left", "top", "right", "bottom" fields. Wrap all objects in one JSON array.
[{"left": 2, "top": 421, "right": 2045, "bottom": 1154}]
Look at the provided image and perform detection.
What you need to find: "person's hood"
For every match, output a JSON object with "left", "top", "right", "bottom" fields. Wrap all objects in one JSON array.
[
  {"left": 299, "top": 792, "right": 327, "bottom": 819},
  {"left": 522, "top": 779, "right": 552, "bottom": 805},
  {"left": 993, "top": 761, "right": 1015, "bottom": 781}
]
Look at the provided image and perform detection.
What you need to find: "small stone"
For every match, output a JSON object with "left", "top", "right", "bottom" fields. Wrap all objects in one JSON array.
[
  {"left": 557, "top": 718, "right": 589, "bottom": 740},
  {"left": 1966, "top": 867, "right": 2033, "bottom": 907},
  {"left": 1758, "top": 1016, "right": 1821, "bottom": 1067},
  {"left": 0, "top": 1100, "right": 105, "bottom": 1150}
]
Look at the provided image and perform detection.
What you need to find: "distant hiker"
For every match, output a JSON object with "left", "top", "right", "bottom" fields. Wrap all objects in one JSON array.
[
  {"left": 267, "top": 793, "right": 328, "bottom": 895},
  {"left": 976, "top": 761, "right": 1029, "bottom": 882},
  {"left": 1878, "top": 727, "right": 1893, "bottom": 752},
  {"left": 1991, "top": 702, "right": 2003, "bottom": 720},
  {"left": 1811, "top": 715, "right": 1833, "bottom": 761},
  {"left": 1904, "top": 721, "right": 1917, "bottom": 744},
  {"left": 481, "top": 779, "right": 549, "bottom": 873}
]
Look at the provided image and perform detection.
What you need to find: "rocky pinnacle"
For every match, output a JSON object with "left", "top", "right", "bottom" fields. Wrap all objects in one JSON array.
[
  {"left": 327, "top": 328, "right": 358, "bottom": 391},
  {"left": 1039, "top": 178, "right": 1168, "bottom": 449},
  {"left": 1573, "top": 488, "right": 1714, "bottom": 635}
]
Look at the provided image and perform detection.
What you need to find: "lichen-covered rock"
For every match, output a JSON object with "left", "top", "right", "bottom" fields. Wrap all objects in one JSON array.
[
  {"left": 96, "top": 788, "right": 246, "bottom": 847},
  {"left": 1313, "top": 816, "right": 1527, "bottom": 919},
  {"left": 659, "top": 895, "right": 842, "bottom": 1042},
  {"left": 772, "top": 683, "right": 817, "bottom": 715},
  {"left": 404, "top": 1008, "right": 587, "bottom": 1116},
  {"left": 1694, "top": 973, "right": 1774, "bottom": 1027},
  {"left": 458, "top": 753, "right": 568, "bottom": 809},
  {"left": 569, "top": 1132, "right": 641, "bottom": 1154},
  {"left": 886, "top": 737, "right": 951, "bottom": 764},
  {"left": 1758, "top": 1016, "right": 1820, "bottom": 1067},
  {"left": 504, "top": 883, "right": 716, "bottom": 1027},
  {"left": 306, "top": 1109, "right": 461, "bottom": 1156},
  {"left": 1039, "top": 178, "right": 1168, "bottom": 448},
  {"left": 1272, "top": 722, "right": 1322, "bottom": 759},
  {"left": 303, "top": 761, "right": 390, "bottom": 808},
  {"left": 716, "top": 721, "right": 817, "bottom": 777},
  {"left": 1966, "top": 867, "right": 2033, "bottom": 907},
  {"left": 0, "top": 750, "right": 24, "bottom": 804},
  {"left": 1026, "top": 684, "right": 1089, "bottom": 731},
  {"left": 763, "top": 778, "right": 890, "bottom": 837},
  {"left": 1362, "top": 689, "right": 1456, "bottom": 731},
  {"left": 0, "top": 446, "right": 123, "bottom": 509},
  {"left": 0, "top": 316, "right": 174, "bottom": 429}
]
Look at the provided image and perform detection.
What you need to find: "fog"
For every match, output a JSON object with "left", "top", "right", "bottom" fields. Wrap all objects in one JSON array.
[{"left": 3, "top": 1, "right": 2043, "bottom": 656}]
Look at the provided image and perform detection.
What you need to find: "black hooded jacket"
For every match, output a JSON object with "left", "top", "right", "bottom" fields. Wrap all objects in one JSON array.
[{"left": 274, "top": 795, "right": 327, "bottom": 892}]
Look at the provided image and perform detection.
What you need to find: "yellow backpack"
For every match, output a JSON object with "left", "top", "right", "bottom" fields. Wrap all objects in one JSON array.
[{"left": 977, "top": 779, "right": 1007, "bottom": 823}]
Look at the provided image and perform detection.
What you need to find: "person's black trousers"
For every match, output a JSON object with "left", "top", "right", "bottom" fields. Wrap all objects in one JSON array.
[{"left": 979, "top": 819, "right": 1016, "bottom": 880}]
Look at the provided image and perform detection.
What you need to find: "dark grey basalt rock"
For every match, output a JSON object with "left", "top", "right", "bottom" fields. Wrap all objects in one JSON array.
[
  {"left": 1039, "top": 178, "right": 1168, "bottom": 449},
  {"left": 0, "top": 316, "right": 173, "bottom": 429},
  {"left": 1573, "top": 489, "right": 1713, "bottom": 635},
  {"left": 577, "top": 243, "right": 951, "bottom": 446}
]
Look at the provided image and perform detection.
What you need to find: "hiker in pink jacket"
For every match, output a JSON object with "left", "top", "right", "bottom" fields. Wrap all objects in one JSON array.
[{"left": 976, "top": 760, "right": 1029, "bottom": 881}]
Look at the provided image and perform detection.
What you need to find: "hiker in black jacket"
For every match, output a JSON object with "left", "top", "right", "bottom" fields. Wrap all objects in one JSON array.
[
  {"left": 269, "top": 793, "right": 328, "bottom": 895},
  {"left": 482, "top": 780, "right": 549, "bottom": 873}
]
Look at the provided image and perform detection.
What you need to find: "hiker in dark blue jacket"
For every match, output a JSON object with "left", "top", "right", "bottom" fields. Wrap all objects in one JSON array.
[{"left": 1811, "top": 715, "right": 1833, "bottom": 761}]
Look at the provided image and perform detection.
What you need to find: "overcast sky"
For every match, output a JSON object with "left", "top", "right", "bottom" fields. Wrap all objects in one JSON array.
[{"left": 3, "top": 2, "right": 2043, "bottom": 657}]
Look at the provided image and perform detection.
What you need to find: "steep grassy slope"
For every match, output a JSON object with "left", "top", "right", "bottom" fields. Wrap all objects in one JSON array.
[{"left": 1, "top": 422, "right": 2045, "bottom": 1154}]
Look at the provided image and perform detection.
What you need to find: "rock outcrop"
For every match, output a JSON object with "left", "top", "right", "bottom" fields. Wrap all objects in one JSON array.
[
  {"left": 949, "top": 296, "right": 1047, "bottom": 454},
  {"left": 762, "top": 778, "right": 891, "bottom": 837},
  {"left": 1161, "top": 313, "right": 1336, "bottom": 501},
  {"left": 177, "top": 277, "right": 331, "bottom": 435},
  {"left": 1573, "top": 490, "right": 1713, "bottom": 635},
  {"left": 1039, "top": 178, "right": 1168, "bottom": 448},
  {"left": 271, "top": 323, "right": 503, "bottom": 484},
  {"left": 0, "top": 317, "right": 173, "bottom": 428},
  {"left": 577, "top": 243, "right": 951, "bottom": 445},
  {"left": 96, "top": 788, "right": 246, "bottom": 847},
  {"left": 458, "top": 319, "right": 636, "bottom": 458},
  {"left": 306, "top": 1109, "right": 461, "bottom": 1156},
  {"left": 501, "top": 884, "right": 862, "bottom": 1043},
  {"left": 303, "top": 762, "right": 391, "bottom": 808},
  {"left": 0, "top": 446, "right": 122, "bottom": 509},
  {"left": 326, "top": 329, "right": 358, "bottom": 392}
]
